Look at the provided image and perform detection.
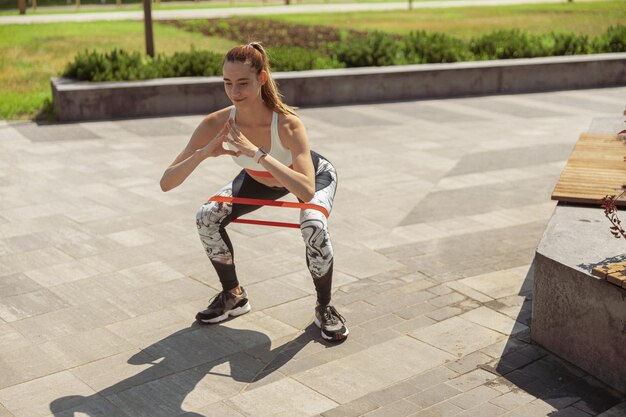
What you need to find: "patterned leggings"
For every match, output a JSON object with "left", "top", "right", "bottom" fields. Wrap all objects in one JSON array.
[{"left": 196, "top": 151, "right": 337, "bottom": 306}]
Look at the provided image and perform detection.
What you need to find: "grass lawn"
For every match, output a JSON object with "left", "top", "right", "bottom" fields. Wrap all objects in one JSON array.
[
  {"left": 0, "top": 21, "right": 236, "bottom": 120},
  {"left": 267, "top": 1, "right": 626, "bottom": 39},
  {"left": 0, "top": 0, "right": 623, "bottom": 120}
]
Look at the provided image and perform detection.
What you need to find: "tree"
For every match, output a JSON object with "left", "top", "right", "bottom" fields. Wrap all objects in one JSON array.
[{"left": 143, "top": 0, "right": 155, "bottom": 57}]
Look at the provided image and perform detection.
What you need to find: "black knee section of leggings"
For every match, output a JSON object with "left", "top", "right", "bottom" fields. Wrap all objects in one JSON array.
[
  {"left": 211, "top": 260, "right": 239, "bottom": 292},
  {"left": 310, "top": 259, "right": 333, "bottom": 306}
]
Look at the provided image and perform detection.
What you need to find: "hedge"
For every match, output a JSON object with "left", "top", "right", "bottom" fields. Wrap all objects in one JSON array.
[{"left": 62, "top": 25, "right": 626, "bottom": 81}]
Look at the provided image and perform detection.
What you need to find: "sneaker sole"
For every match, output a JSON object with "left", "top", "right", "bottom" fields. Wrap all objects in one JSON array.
[
  {"left": 314, "top": 317, "right": 350, "bottom": 341},
  {"left": 197, "top": 302, "right": 251, "bottom": 324}
]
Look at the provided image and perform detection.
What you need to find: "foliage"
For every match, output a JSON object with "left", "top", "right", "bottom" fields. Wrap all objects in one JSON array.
[
  {"left": 332, "top": 31, "right": 401, "bottom": 67},
  {"left": 155, "top": 48, "right": 223, "bottom": 77},
  {"left": 268, "top": 47, "right": 344, "bottom": 71},
  {"left": 63, "top": 49, "right": 157, "bottom": 81},
  {"left": 402, "top": 31, "right": 470, "bottom": 64},
  {"left": 62, "top": 48, "right": 224, "bottom": 81},
  {"left": 591, "top": 24, "right": 626, "bottom": 53},
  {"left": 61, "top": 24, "right": 626, "bottom": 81},
  {"left": 547, "top": 32, "right": 590, "bottom": 56},
  {"left": 601, "top": 190, "right": 626, "bottom": 240},
  {"left": 468, "top": 29, "right": 548, "bottom": 59}
]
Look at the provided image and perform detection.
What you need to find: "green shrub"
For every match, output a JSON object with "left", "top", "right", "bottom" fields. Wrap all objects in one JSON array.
[
  {"left": 469, "top": 29, "right": 548, "bottom": 59},
  {"left": 402, "top": 31, "right": 470, "bottom": 64},
  {"left": 332, "top": 31, "right": 401, "bottom": 67},
  {"left": 592, "top": 24, "right": 626, "bottom": 53},
  {"left": 547, "top": 32, "right": 589, "bottom": 55},
  {"left": 155, "top": 48, "right": 223, "bottom": 77},
  {"left": 63, "top": 49, "right": 157, "bottom": 81},
  {"left": 268, "top": 47, "right": 344, "bottom": 71},
  {"left": 63, "top": 48, "right": 223, "bottom": 81}
]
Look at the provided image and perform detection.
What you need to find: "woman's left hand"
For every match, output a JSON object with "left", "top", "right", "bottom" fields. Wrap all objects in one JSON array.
[{"left": 226, "top": 119, "right": 257, "bottom": 158}]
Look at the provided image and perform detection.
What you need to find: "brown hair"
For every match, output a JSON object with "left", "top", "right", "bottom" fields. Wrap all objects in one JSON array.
[{"left": 224, "top": 42, "right": 296, "bottom": 116}]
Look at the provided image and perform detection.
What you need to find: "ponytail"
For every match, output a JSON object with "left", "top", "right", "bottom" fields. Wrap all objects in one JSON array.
[{"left": 224, "top": 42, "right": 296, "bottom": 116}]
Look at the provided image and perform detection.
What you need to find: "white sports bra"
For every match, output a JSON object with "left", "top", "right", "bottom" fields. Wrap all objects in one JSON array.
[{"left": 227, "top": 106, "right": 293, "bottom": 178}]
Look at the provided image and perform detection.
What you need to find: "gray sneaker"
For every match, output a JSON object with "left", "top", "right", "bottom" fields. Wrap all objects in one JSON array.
[
  {"left": 314, "top": 305, "right": 349, "bottom": 342},
  {"left": 196, "top": 288, "right": 251, "bottom": 324}
]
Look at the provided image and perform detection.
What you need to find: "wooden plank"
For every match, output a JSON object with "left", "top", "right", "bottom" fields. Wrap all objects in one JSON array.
[
  {"left": 591, "top": 261, "right": 626, "bottom": 289},
  {"left": 551, "top": 133, "right": 626, "bottom": 207}
]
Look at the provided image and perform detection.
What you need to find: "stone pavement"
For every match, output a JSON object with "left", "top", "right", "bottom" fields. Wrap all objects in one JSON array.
[
  {"left": 0, "top": 87, "right": 625, "bottom": 417},
  {"left": 0, "top": 0, "right": 586, "bottom": 24}
]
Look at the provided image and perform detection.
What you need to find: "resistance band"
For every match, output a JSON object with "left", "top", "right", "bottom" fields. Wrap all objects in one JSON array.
[{"left": 208, "top": 196, "right": 329, "bottom": 229}]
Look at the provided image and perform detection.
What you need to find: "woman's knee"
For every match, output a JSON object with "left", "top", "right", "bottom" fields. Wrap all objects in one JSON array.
[
  {"left": 300, "top": 214, "right": 332, "bottom": 254},
  {"left": 196, "top": 201, "right": 230, "bottom": 231}
]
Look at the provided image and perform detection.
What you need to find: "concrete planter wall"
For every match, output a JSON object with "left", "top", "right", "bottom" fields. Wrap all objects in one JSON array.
[
  {"left": 51, "top": 53, "right": 626, "bottom": 122},
  {"left": 532, "top": 204, "right": 626, "bottom": 394}
]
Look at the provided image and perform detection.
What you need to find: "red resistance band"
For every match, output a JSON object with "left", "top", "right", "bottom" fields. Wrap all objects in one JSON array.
[{"left": 208, "top": 196, "right": 329, "bottom": 229}]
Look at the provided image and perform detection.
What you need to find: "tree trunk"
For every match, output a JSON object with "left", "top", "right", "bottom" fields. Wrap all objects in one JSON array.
[
  {"left": 18, "top": 0, "right": 26, "bottom": 14},
  {"left": 143, "top": 0, "right": 154, "bottom": 57}
]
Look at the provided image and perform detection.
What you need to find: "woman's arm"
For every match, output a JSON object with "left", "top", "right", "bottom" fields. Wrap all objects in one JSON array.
[
  {"left": 225, "top": 117, "right": 315, "bottom": 202},
  {"left": 160, "top": 114, "right": 239, "bottom": 192}
]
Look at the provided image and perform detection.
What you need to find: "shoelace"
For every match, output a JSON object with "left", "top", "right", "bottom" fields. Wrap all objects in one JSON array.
[
  {"left": 206, "top": 291, "right": 227, "bottom": 309},
  {"left": 322, "top": 305, "right": 346, "bottom": 325}
]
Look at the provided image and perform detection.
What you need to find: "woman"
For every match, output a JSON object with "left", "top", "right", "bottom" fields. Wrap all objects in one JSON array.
[{"left": 160, "top": 42, "right": 348, "bottom": 342}]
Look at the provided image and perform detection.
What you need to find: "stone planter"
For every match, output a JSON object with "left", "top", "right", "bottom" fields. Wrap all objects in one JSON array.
[{"left": 51, "top": 53, "right": 626, "bottom": 122}]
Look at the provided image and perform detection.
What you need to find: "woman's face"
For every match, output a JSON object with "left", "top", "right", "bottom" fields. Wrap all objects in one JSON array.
[{"left": 222, "top": 61, "right": 266, "bottom": 107}]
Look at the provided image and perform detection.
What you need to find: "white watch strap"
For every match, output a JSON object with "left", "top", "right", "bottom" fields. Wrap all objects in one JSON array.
[{"left": 254, "top": 147, "right": 267, "bottom": 163}]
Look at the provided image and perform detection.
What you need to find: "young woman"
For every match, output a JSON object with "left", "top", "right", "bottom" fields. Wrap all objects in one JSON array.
[{"left": 160, "top": 42, "right": 348, "bottom": 342}]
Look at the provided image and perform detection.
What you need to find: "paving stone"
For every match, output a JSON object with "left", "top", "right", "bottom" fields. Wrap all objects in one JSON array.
[
  {"left": 445, "top": 351, "right": 493, "bottom": 375},
  {"left": 0, "top": 344, "right": 66, "bottom": 389},
  {"left": 39, "top": 327, "right": 132, "bottom": 369},
  {"left": 489, "top": 389, "right": 537, "bottom": 410},
  {"left": 105, "top": 370, "right": 222, "bottom": 417},
  {"left": 293, "top": 336, "right": 454, "bottom": 403},
  {"left": 226, "top": 377, "right": 338, "bottom": 417},
  {"left": 363, "top": 399, "right": 421, "bottom": 417},
  {"left": 321, "top": 397, "right": 379, "bottom": 417},
  {"left": 407, "top": 383, "right": 463, "bottom": 408},
  {"left": 406, "top": 367, "right": 460, "bottom": 392},
  {"left": 245, "top": 278, "right": 310, "bottom": 311},
  {"left": 356, "top": 313, "right": 405, "bottom": 333},
  {"left": 459, "top": 266, "right": 530, "bottom": 300},
  {"left": 449, "top": 385, "right": 503, "bottom": 410},
  {"left": 0, "top": 272, "right": 42, "bottom": 297},
  {"left": 0, "top": 247, "right": 75, "bottom": 276},
  {"left": 597, "top": 401, "right": 626, "bottom": 417},
  {"left": 0, "top": 404, "right": 13, "bottom": 417},
  {"left": 426, "top": 306, "right": 463, "bottom": 322},
  {"left": 182, "top": 401, "right": 245, "bottom": 417},
  {"left": 459, "top": 307, "right": 528, "bottom": 336},
  {"left": 411, "top": 316, "right": 504, "bottom": 357},
  {"left": 0, "top": 371, "right": 95, "bottom": 417},
  {"left": 446, "top": 369, "right": 499, "bottom": 393},
  {"left": 549, "top": 406, "right": 594, "bottom": 417},
  {"left": 45, "top": 396, "right": 131, "bottom": 417},
  {"left": 0, "top": 288, "right": 69, "bottom": 322},
  {"left": 264, "top": 295, "right": 318, "bottom": 329},
  {"left": 412, "top": 400, "right": 465, "bottom": 417},
  {"left": 0, "top": 324, "right": 30, "bottom": 354},
  {"left": 456, "top": 401, "right": 507, "bottom": 417},
  {"left": 445, "top": 281, "right": 493, "bottom": 303},
  {"left": 500, "top": 401, "right": 557, "bottom": 417},
  {"left": 11, "top": 301, "right": 132, "bottom": 344},
  {"left": 70, "top": 349, "right": 175, "bottom": 395},
  {"left": 392, "top": 315, "right": 437, "bottom": 334}
]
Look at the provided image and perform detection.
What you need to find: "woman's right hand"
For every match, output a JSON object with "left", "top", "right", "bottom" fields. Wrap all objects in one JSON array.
[{"left": 198, "top": 123, "right": 241, "bottom": 159}]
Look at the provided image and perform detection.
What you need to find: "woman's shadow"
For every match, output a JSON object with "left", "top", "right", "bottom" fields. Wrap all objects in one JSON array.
[{"left": 50, "top": 321, "right": 335, "bottom": 416}]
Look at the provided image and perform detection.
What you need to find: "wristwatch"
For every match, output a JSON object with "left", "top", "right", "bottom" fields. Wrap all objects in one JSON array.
[{"left": 254, "top": 147, "right": 268, "bottom": 163}]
